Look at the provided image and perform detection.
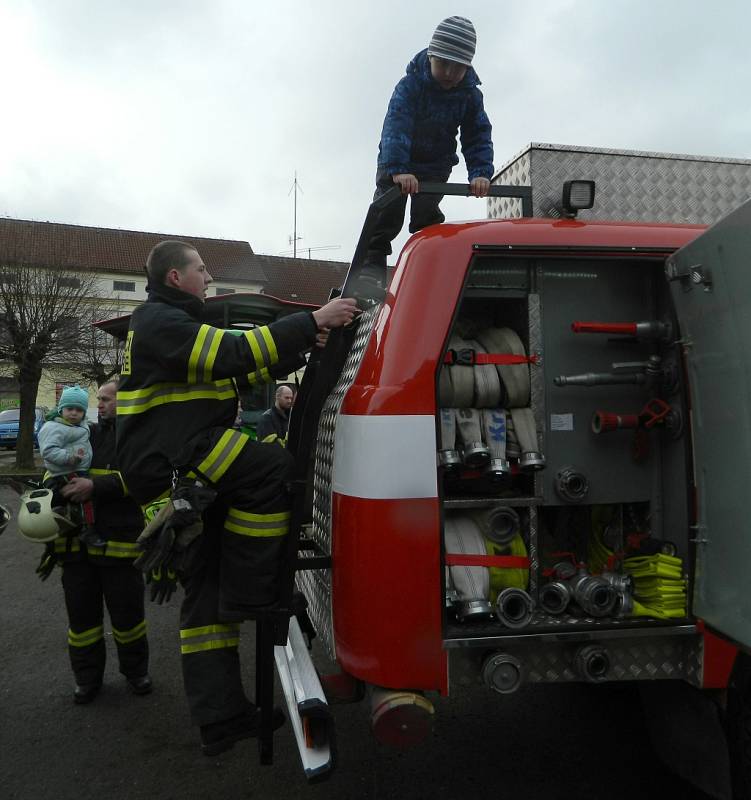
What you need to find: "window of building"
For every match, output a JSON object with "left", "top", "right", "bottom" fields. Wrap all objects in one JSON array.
[
  {"left": 56, "top": 316, "right": 79, "bottom": 345},
  {"left": 215, "top": 287, "right": 236, "bottom": 296},
  {"left": 113, "top": 280, "right": 136, "bottom": 292},
  {"left": 57, "top": 276, "right": 81, "bottom": 288}
]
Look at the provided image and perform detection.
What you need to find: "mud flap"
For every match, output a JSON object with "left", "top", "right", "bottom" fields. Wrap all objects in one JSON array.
[
  {"left": 274, "top": 616, "right": 334, "bottom": 782},
  {"left": 639, "top": 681, "right": 731, "bottom": 800}
]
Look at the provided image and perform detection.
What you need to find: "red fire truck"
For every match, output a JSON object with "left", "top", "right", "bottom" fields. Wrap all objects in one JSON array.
[{"left": 277, "top": 144, "right": 751, "bottom": 797}]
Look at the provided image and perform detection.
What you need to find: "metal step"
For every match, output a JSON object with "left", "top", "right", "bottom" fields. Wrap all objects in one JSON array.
[{"left": 274, "top": 616, "right": 334, "bottom": 781}]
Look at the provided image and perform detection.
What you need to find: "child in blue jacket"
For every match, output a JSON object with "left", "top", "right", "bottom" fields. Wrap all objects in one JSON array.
[
  {"left": 358, "top": 16, "right": 494, "bottom": 298},
  {"left": 39, "top": 384, "right": 105, "bottom": 548}
]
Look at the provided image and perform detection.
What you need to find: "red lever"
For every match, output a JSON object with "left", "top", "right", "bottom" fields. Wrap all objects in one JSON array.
[
  {"left": 592, "top": 398, "right": 672, "bottom": 434},
  {"left": 572, "top": 321, "right": 637, "bottom": 335}
]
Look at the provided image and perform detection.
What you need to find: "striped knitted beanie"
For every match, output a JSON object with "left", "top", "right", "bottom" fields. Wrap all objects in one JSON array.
[{"left": 427, "top": 16, "right": 476, "bottom": 66}]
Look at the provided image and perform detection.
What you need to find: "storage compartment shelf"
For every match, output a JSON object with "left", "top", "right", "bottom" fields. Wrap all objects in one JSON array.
[
  {"left": 443, "top": 496, "right": 541, "bottom": 509},
  {"left": 444, "top": 616, "right": 694, "bottom": 647}
]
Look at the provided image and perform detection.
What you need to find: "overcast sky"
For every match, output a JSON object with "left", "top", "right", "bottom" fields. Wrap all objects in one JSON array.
[{"left": 1, "top": 0, "right": 750, "bottom": 266}]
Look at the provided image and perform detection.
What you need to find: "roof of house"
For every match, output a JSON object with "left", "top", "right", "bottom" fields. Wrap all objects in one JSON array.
[
  {"left": 255, "top": 254, "right": 350, "bottom": 306},
  {"left": 0, "top": 217, "right": 267, "bottom": 283}
]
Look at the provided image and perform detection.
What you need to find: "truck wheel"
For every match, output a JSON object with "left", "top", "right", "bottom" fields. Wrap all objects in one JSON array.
[{"left": 726, "top": 651, "right": 751, "bottom": 799}]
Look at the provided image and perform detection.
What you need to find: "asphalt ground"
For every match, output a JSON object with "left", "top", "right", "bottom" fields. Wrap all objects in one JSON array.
[{"left": 0, "top": 483, "right": 714, "bottom": 800}]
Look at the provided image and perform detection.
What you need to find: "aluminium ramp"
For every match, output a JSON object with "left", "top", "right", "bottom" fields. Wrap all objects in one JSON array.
[{"left": 274, "top": 616, "right": 334, "bottom": 781}]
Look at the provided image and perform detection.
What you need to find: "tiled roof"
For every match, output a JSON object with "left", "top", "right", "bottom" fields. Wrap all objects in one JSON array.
[
  {"left": 255, "top": 254, "right": 350, "bottom": 306},
  {"left": 0, "top": 217, "right": 267, "bottom": 283}
]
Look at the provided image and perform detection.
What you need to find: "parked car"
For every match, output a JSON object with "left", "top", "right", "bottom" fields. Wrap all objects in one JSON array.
[{"left": 0, "top": 407, "right": 47, "bottom": 449}]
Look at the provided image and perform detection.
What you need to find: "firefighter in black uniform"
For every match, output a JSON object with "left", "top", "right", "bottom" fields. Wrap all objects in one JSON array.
[
  {"left": 116, "top": 240, "right": 357, "bottom": 755},
  {"left": 55, "top": 378, "right": 151, "bottom": 704}
]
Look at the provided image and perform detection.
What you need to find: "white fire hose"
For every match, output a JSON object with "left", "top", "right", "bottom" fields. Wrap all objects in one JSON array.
[
  {"left": 476, "top": 327, "right": 530, "bottom": 408},
  {"left": 480, "top": 408, "right": 510, "bottom": 478},
  {"left": 443, "top": 514, "right": 491, "bottom": 620}
]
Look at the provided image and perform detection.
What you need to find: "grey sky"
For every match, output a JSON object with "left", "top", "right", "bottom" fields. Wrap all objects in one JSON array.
[{"left": 1, "top": 0, "right": 749, "bottom": 266}]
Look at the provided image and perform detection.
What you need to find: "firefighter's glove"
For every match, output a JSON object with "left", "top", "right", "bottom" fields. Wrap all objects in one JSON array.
[
  {"left": 134, "top": 481, "right": 217, "bottom": 575},
  {"left": 261, "top": 433, "right": 286, "bottom": 447},
  {"left": 36, "top": 543, "right": 57, "bottom": 582},
  {"left": 148, "top": 566, "right": 178, "bottom": 604}
]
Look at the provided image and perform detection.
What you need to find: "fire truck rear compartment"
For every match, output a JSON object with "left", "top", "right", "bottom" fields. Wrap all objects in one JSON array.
[{"left": 440, "top": 252, "right": 699, "bottom": 690}]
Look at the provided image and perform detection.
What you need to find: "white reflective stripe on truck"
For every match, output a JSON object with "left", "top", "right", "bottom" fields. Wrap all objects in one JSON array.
[{"left": 332, "top": 414, "right": 438, "bottom": 499}]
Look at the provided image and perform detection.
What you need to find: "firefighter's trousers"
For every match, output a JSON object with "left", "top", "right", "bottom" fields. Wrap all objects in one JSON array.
[
  {"left": 178, "top": 427, "right": 293, "bottom": 726},
  {"left": 61, "top": 559, "right": 148, "bottom": 687}
]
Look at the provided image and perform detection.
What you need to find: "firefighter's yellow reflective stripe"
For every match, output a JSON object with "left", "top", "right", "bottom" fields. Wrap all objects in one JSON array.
[
  {"left": 195, "top": 430, "right": 249, "bottom": 484},
  {"left": 113, "top": 620, "right": 147, "bottom": 644},
  {"left": 243, "top": 326, "right": 279, "bottom": 370},
  {"left": 55, "top": 537, "right": 80, "bottom": 554},
  {"left": 68, "top": 625, "right": 104, "bottom": 648},
  {"left": 122, "top": 330, "right": 133, "bottom": 375},
  {"left": 224, "top": 508, "right": 290, "bottom": 538},
  {"left": 180, "top": 623, "right": 240, "bottom": 654},
  {"left": 90, "top": 467, "right": 128, "bottom": 495},
  {"left": 142, "top": 497, "right": 170, "bottom": 523},
  {"left": 245, "top": 366, "right": 272, "bottom": 386},
  {"left": 92, "top": 540, "right": 140, "bottom": 558},
  {"left": 53, "top": 537, "right": 140, "bottom": 558},
  {"left": 117, "top": 380, "right": 236, "bottom": 415},
  {"left": 188, "top": 325, "right": 225, "bottom": 383}
]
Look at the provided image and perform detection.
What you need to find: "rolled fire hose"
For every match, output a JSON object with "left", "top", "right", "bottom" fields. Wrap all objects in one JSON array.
[
  {"left": 481, "top": 409, "right": 510, "bottom": 478},
  {"left": 438, "top": 367, "right": 454, "bottom": 406},
  {"left": 467, "top": 339, "right": 502, "bottom": 409},
  {"left": 443, "top": 514, "right": 491, "bottom": 620},
  {"left": 486, "top": 532, "right": 529, "bottom": 602},
  {"left": 446, "top": 336, "right": 496, "bottom": 467},
  {"left": 508, "top": 407, "right": 545, "bottom": 471},
  {"left": 447, "top": 335, "right": 475, "bottom": 408},
  {"left": 471, "top": 506, "right": 520, "bottom": 546},
  {"left": 476, "top": 327, "right": 530, "bottom": 408}
]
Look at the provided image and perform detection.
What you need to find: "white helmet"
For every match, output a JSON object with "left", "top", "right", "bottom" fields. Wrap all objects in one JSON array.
[
  {"left": 0, "top": 504, "right": 10, "bottom": 535},
  {"left": 18, "top": 489, "right": 77, "bottom": 543}
]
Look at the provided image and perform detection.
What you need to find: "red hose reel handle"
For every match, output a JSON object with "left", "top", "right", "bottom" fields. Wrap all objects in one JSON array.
[
  {"left": 572, "top": 321, "right": 637, "bottom": 335},
  {"left": 592, "top": 398, "right": 671, "bottom": 434}
]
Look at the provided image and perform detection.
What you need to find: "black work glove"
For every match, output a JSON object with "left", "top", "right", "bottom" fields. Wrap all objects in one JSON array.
[
  {"left": 134, "top": 479, "right": 217, "bottom": 575},
  {"left": 35, "top": 544, "right": 57, "bottom": 582},
  {"left": 147, "top": 566, "right": 178, "bottom": 604}
]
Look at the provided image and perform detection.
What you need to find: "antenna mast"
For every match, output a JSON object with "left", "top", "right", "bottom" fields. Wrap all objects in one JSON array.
[{"left": 288, "top": 172, "right": 303, "bottom": 257}]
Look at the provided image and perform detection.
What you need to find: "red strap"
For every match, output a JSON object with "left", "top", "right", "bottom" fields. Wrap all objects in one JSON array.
[
  {"left": 446, "top": 554, "right": 531, "bottom": 568},
  {"left": 443, "top": 349, "right": 538, "bottom": 366}
]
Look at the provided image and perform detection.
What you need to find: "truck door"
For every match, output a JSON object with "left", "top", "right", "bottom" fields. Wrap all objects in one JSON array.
[{"left": 666, "top": 197, "right": 751, "bottom": 650}]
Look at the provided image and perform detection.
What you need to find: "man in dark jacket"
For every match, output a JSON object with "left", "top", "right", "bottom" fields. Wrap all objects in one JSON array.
[
  {"left": 116, "top": 239, "right": 356, "bottom": 755},
  {"left": 58, "top": 378, "right": 151, "bottom": 704},
  {"left": 256, "top": 384, "right": 295, "bottom": 442},
  {"left": 358, "top": 16, "right": 493, "bottom": 300}
]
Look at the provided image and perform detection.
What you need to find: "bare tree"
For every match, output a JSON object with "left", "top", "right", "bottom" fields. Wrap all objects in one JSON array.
[
  {"left": 0, "top": 263, "right": 100, "bottom": 469},
  {"left": 49, "top": 301, "right": 126, "bottom": 387}
]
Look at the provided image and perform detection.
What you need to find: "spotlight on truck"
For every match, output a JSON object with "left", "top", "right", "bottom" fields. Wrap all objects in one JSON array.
[{"left": 561, "top": 180, "right": 596, "bottom": 217}]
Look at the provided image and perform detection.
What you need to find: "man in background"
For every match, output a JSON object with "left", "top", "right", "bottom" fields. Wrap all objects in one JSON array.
[{"left": 256, "top": 384, "right": 295, "bottom": 442}]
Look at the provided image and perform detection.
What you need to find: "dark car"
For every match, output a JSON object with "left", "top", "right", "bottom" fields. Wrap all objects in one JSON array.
[{"left": 0, "top": 407, "right": 47, "bottom": 449}]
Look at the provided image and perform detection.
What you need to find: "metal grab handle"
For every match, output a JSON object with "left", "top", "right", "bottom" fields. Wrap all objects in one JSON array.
[{"left": 349, "top": 182, "right": 532, "bottom": 277}]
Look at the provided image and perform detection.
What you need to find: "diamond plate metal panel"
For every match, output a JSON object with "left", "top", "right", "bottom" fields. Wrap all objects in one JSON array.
[
  {"left": 523, "top": 636, "right": 700, "bottom": 684},
  {"left": 489, "top": 143, "right": 751, "bottom": 223},
  {"left": 450, "top": 634, "right": 702, "bottom": 686},
  {"left": 298, "top": 304, "right": 381, "bottom": 660}
]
